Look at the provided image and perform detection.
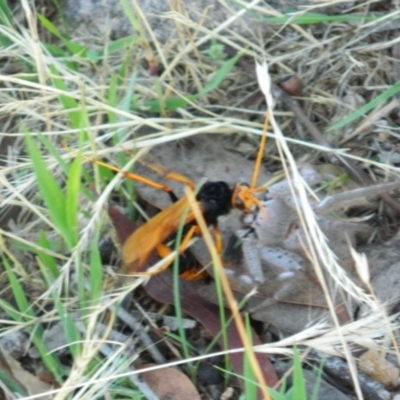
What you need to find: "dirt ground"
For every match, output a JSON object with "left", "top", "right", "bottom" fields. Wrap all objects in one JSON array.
[{"left": 1, "top": 1, "right": 400, "bottom": 399}]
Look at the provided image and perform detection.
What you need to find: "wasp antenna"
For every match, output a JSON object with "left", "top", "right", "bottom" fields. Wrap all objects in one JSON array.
[{"left": 251, "top": 110, "right": 270, "bottom": 190}]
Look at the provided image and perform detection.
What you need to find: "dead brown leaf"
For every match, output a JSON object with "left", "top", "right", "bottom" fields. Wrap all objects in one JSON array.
[
  {"left": 0, "top": 345, "right": 52, "bottom": 399},
  {"left": 140, "top": 363, "right": 201, "bottom": 400},
  {"left": 144, "top": 269, "right": 279, "bottom": 396},
  {"left": 109, "top": 206, "right": 279, "bottom": 397}
]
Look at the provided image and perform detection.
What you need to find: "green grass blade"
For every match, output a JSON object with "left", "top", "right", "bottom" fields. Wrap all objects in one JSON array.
[
  {"left": 48, "top": 64, "right": 81, "bottom": 128},
  {"left": 2, "top": 257, "right": 64, "bottom": 380},
  {"left": 60, "top": 312, "right": 82, "bottom": 360},
  {"left": 65, "top": 152, "right": 82, "bottom": 247},
  {"left": 199, "top": 51, "right": 242, "bottom": 95},
  {"left": 37, "top": 13, "right": 63, "bottom": 38},
  {"left": 238, "top": 6, "right": 389, "bottom": 25},
  {"left": 0, "top": 368, "right": 28, "bottom": 397},
  {"left": 25, "top": 132, "right": 72, "bottom": 248},
  {"left": 89, "top": 228, "right": 103, "bottom": 302},
  {"left": 137, "top": 94, "right": 197, "bottom": 113},
  {"left": 107, "top": 75, "right": 118, "bottom": 124},
  {"left": 37, "top": 231, "right": 60, "bottom": 279},
  {"left": 139, "top": 52, "right": 241, "bottom": 113},
  {"left": 87, "top": 35, "right": 140, "bottom": 63},
  {"left": 37, "top": 133, "right": 69, "bottom": 172},
  {"left": 266, "top": 388, "right": 286, "bottom": 400},
  {"left": 115, "top": 73, "right": 137, "bottom": 143},
  {"left": 38, "top": 259, "right": 82, "bottom": 359},
  {"left": 120, "top": 0, "right": 145, "bottom": 34},
  {"left": 172, "top": 210, "right": 192, "bottom": 371},
  {"left": 0, "top": 0, "right": 12, "bottom": 25},
  {"left": 327, "top": 79, "right": 400, "bottom": 131},
  {"left": 0, "top": 0, "right": 13, "bottom": 46},
  {"left": 154, "top": 78, "right": 166, "bottom": 115},
  {"left": 2, "top": 256, "right": 32, "bottom": 314},
  {"left": 261, "top": 12, "right": 368, "bottom": 24},
  {"left": 38, "top": 13, "right": 87, "bottom": 56},
  {"left": 243, "top": 315, "right": 258, "bottom": 399},
  {"left": 291, "top": 346, "right": 307, "bottom": 400},
  {"left": 0, "top": 299, "right": 25, "bottom": 322}
]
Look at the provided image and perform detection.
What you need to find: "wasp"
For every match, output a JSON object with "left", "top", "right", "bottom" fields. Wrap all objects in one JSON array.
[{"left": 66, "top": 117, "right": 269, "bottom": 279}]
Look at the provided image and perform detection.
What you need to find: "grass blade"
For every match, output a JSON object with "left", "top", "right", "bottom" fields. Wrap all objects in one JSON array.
[
  {"left": 291, "top": 346, "right": 307, "bottom": 400},
  {"left": 139, "top": 52, "right": 241, "bottom": 112},
  {"left": 48, "top": 64, "right": 81, "bottom": 128},
  {"left": 25, "top": 132, "right": 72, "bottom": 248},
  {"left": 65, "top": 152, "right": 82, "bottom": 247},
  {"left": 2, "top": 257, "right": 64, "bottom": 381},
  {"left": 327, "top": 79, "right": 400, "bottom": 131},
  {"left": 89, "top": 229, "right": 103, "bottom": 302}
]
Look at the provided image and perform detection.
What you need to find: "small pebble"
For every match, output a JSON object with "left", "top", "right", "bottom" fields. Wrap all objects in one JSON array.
[{"left": 280, "top": 75, "right": 303, "bottom": 96}]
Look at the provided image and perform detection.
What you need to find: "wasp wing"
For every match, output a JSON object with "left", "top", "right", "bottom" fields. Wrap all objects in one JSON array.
[{"left": 121, "top": 196, "right": 200, "bottom": 273}]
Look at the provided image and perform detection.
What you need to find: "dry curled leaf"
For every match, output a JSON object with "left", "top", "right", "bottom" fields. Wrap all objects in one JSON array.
[
  {"left": 140, "top": 363, "right": 201, "bottom": 400},
  {"left": 0, "top": 345, "right": 52, "bottom": 399}
]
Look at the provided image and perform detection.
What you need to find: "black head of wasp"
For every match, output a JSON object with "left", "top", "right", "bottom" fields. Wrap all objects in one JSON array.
[{"left": 64, "top": 114, "right": 269, "bottom": 280}]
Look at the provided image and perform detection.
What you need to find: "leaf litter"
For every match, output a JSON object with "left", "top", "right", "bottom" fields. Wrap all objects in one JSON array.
[{"left": 2, "top": 0, "right": 400, "bottom": 399}]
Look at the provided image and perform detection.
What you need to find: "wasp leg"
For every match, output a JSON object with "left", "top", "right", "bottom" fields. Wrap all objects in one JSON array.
[
  {"left": 151, "top": 240, "right": 207, "bottom": 280},
  {"left": 129, "top": 243, "right": 177, "bottom": 278},
  {"left": 62, "top": 143, "right": 195, "bottom": 202},
  {"left": 212, "top": 225, "right": 223, "bottom": 254},
  {"left": 138, "top": 159, "right": 195, "bottom": 190},
  {"left": 177, "top": 225, "right": 199, "bottom": 252},
  {"left": 176, "top": 223, "right": 223, "bottom": 256}
]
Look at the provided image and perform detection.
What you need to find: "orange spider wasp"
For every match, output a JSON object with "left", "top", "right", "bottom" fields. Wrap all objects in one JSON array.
[{"left": 67, "top": 116, "right": 269, "bottom": 280}]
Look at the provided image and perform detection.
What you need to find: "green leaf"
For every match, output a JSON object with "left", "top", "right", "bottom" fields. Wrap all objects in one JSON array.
[
  {"left": 238, "top": 7, "right": 390, "bottom": 25},
  {"left": 38, "top": 260, "right": 82, "bottom": 360},
  {"left": 291, "top": 346, "right": 307, "bottom": 400},
  {"left": 107, "top": 75, "right": 118, "bottom": 124},
  {"left": 37, "top": 13, "right": 62, "bottom": 37},
  {"left": 120, "top": 0, "right": 144, "bottom": 33},
  {"left": 138, "top": 52, "right": 242, "bottom": 113},
  {"left": 243, "top": 315, "right": 258, "bottom": 399},
  {"left": 199, "top": 51, "right": 242, "bottom": 95},
  {"left": 37, "top": 133, "right": 69, "bottom": 172},
  {"left": 0, "top": 0, "right": 12, "bottom": 25},
  {"left": 48, "top": 64, "right": 81, "bottom": 128},
  {"left": 0, "top": 0, "right": 13, "bottom": 46},
  {"left": 107, "top": 35, "right": 140, "bottom": 53},
  {"left": 89, "top": 228, "right": 103, "bottom": 302},
  {"left": 2, "top": 257, "right": 64, "bottom": 381},
  {"left": 87, "top": 35, "right": 140, "bottom": 63},
  {"left": 0, "top": 367, "right": 28, "bottom": 397},
  {"left": 37, "top": 231, "right": 60, "bottom": 279},
  {"left": 137, "top": 94, "right": 197, "bottom": 113},
  {"left": 0, "top": 299, "right": 24, "bottom": 322},
  {"left": 262, "top": 12, "right": 368, "bottom": 24},
  {"left": 38, "top": 14, "right": 87, "bottom": 56},
  {"left": 65, "top": 152, "right": 82, "bottom": 247},
  {"left": 51, "top": 283, "right": 82, "bottom": 358},
  {"left": 24, "top": 132, "right": 71, "bottom": 248},
  {"left": 43, "top": 42, "right": 67, "bottom": 56},
  {"left": 3, "top": 256, "right": 31, "bottom": 314},
  {"left": 266, "top": 387, "right": 286, "bottom": 400}
]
